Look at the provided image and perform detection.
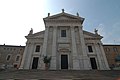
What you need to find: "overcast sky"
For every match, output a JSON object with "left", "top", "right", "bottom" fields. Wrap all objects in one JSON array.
[{"left": 0, "top": 0, "right": 120, "bottom": 46}]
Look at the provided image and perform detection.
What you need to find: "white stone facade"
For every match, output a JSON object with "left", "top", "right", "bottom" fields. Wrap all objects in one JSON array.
[{"left": 20, "top": 10, "right": 110, "bottom": 70}]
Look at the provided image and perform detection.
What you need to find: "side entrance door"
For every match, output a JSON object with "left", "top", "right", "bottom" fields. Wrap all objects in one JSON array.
[
  {"left": 90, "top": 58, "right": 97, "bottom": 69},
  {"left": 32, "top": 57, "right": 39, "bottom": 69},
  {"left": 61, "top": 55, "right": 68, "bottom": 69}
]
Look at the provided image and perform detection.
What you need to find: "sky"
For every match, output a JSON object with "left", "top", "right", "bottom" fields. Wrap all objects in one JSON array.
[{"left": 0, "top": 0, "right": 120, "bottom": 46}]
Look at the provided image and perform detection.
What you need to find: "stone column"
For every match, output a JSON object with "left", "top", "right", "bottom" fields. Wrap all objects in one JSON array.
[
  {"left": 78, "top": 26, "right": 90, "bottom": 70},
  {"left": 71, "top": 26, "right": 80, "bottom": 70},
  {"left": 39, "top": 26, "right": 49, "bottom": 69},
  {"left": 99, "top": 42, "right": 110, "bottom": 70},
  {"left": 50, "top": 26, "right": 57, "bottom": 70}
]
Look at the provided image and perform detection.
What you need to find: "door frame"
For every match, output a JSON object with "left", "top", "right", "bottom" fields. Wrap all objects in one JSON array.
[
  {"left": 31, "top": 57, "right": 39, "bottom": 69},
  {"left": 60, "top": 53, "right": 69, "bottom": 70},
  {"left": 90, "top": 57, "right": 98, "bottom": 69},
  {"left": 61, "top": 55, "right": 68, "bottom": 69}
]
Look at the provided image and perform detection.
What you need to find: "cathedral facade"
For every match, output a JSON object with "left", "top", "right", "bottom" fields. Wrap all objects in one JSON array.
[{"left": 20, "top": 10, "right": 110, "bottom": 70}]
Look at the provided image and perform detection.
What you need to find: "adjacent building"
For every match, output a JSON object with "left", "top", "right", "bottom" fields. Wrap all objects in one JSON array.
[
  {"left": 19, "top": 10, "right": 110, "bottom": 70},
  {"left": 0, "top": 44, "right": 25, "bottom": 69},
  {"left": 103, "top": 45, "right": 120, "bottom": 69}
]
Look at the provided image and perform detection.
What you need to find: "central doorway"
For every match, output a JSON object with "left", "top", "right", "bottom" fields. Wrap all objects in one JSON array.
[
  {"left": 32, "top": 57, "right": 39, "bottom": 69},
  {"left": 90, "top": 58, "right": 97, "bottom": 69},
  {"left": 61, "top": 55, "right": 68, "bottom": 69}
]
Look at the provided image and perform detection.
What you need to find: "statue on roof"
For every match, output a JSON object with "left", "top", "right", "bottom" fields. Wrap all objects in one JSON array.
[
  {"left": 29, "top": 28, "right": 33, "bottom": 35},
  {"left": 62, "top": 9, "right": 64, "bottom": 13},
  {"left": 94, "top": 28, "right": 98, "bottom": 35},
  {"left": 77, "top": 12, "right": 79, "bottom": 17},
  {"left": 48, "top": 13, "right": 50, "bottom": 17}
]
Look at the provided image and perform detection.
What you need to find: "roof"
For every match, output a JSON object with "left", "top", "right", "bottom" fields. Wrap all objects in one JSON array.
[
  {"left": 0, "top": 45, "right": 25, "bottom": 48},
  {"left": 103, "top": 44, "right": 120, "bottom": 46}
]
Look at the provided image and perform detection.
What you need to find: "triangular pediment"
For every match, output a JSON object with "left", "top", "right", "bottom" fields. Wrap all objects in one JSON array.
[
  {"left": 83, "top": 30, "right": 103, "bottom": 39},
  {"left": 26, "top": 31, "right": 45, "bottom": 39},
  {"left": 48, "top": 13, "right": 78, "bottom": 20},
  {"left": 50, "top": 15, "right": 76, "bottom": 20},
  {"left": 44, "top": 12, "right": 84, "bottom": 21}
]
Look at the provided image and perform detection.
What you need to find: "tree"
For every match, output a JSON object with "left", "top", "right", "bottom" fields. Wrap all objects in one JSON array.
[{"left": 43, "top": 56, "right": 51, "bottom": 70}]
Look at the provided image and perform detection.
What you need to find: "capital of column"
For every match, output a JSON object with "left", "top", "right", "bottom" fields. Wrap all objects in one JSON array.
[
  {"left": 70, "top": 26, "right": 75, "bottom": 28},
  {"left": 78, "top": 26, "right": 83, "bottom": 29},
  {"left": 53, "top": 26, "right": 57, "bottom": 29},
  {"left": 46, "top": 26, "right": 50, "bottom": 29},
  {"left": 70, "top": 26, "right": 75, "bottom": 31}
]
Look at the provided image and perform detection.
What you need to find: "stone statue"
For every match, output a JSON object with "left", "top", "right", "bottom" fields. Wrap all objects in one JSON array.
[
  {"left": 94, "top": 28, "right": 98, "bottom": 35},
  {"left": 77, "top": 12, "right": 79, "bottom": 17},
  {"left": 62, "top": 9, "right": 64, "bottom": 13},
  {"left": 48, "top": 13, "right": 50, "bottom": 17},
  {"left": 29, "top": 28, "right": 33, "bottom": 35}
]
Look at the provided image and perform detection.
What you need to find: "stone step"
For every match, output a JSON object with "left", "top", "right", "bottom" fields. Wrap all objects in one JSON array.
[{"left": 0, "top": 70, "right": 120, "bottom": 80}]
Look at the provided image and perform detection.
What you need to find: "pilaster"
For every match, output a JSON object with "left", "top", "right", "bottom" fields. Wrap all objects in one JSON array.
[
  {"left": 25, "top": 43, "right": 34, "bottom": 69},
  {"left": 19, "top": 43, "right": 29, "bottom": 69},
  {"left": 20, "top": 43, "right": 34, "bottom": 69},
  {"left": 42, "top": 26, "right": 49, "bottom": 56},
  {"left": 94, "top": 43, "right": 104, "bottom": 70},
  {"left": 71, "top": 26, "right": 80, "bottom": 70},
  {"left": 50, "top": 26, "right": 57, "bottom": 70},
  {"left": 40, "top": 26, "right": 49, "bottom": 69},
  {"left": 78, "top": 26, "right": 90, "bottom": 70},
  {"left": 99, "top": 42, "right": 110, "bottom": 70}
]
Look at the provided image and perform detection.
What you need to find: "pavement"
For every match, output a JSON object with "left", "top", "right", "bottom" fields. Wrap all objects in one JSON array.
[{"left": 0, "top": 69, "right": 120, "bottom": 80}]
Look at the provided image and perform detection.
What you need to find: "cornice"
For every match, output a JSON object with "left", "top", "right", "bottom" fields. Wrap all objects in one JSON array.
[
  {"left": 85, "top": 38, "right": 101, "bottom": 40},
  {"left": 44, "top": 19, "right": 82, "bottom": 23}
]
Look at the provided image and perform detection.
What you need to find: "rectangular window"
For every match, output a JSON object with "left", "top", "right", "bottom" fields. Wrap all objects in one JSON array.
[
  {"left": 16, "top": 56, "right": 20, "bottom": 61},
  {"left": 35, "top": 45, "right": 40, "bottom": 52},
  {"left": 6, "top": 55, "right": 11, "bottom": 61},
  {"left": 113, "top": 47, "right": 118, "bottom": 52},
  {"left": 61, "top": 30, "right": 66, "bottom": 37},
  {"left": 88, "top": 46, "right": 93, "bottom": 52},
  {"left": 105, "top": 48, "right": 110, "bottom": 52}
]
